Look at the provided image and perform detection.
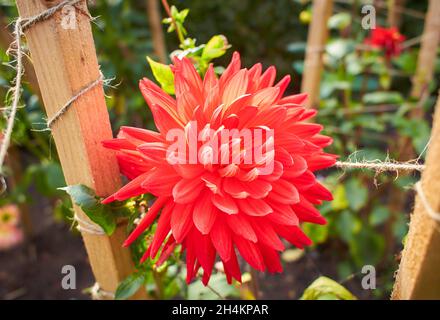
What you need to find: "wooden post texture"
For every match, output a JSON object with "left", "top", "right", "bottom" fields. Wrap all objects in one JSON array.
[
  {"left": 409, "top": 0, "right": 440, "bottom": 101},
  {"left": 16, "top": 0, "right": 146, "bottom": 299},
  {"left": 392, "top": 91, "right": 440, "bottom": 300},
  {"left": 388, "top": 0, "right": 406, "bottom": 28},
  {"left": 301, "top": 0, "right": 333, "bottom": 109},
  {"left": 146, "top": 0, "right": 168, "bottom": 64}
]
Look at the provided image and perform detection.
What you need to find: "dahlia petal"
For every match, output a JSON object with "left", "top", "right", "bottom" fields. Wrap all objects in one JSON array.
[
  {"left": 237, "top": 198, "right": 273, "bottom": 216},
  {"left": 251, "top": 218, "right": 285, "bottom": 251},
  {"left": 222, "top": 246, "right": 242, "bottom": 283},
  {"left": 222, "top": 69, "right": 249, "bottom": 106},
  {"left": 274, "top": 75, "right": 291, "bottom": 99},
  {"left": 171, "top": 203, "right": 194, "bottom": 243},
  {"left": 219, "top": 51, "right": 241, "bottom": 89},
  {"left": 246, "top": 63, "right": 262, "bottom": 92},
  {"left": 172, "top": 178, "right": 205, "bottom": 204},
  {"left": 258, "top": 66, "right": 276, "bottom": 89},
  {"left": 156, "top": 236, "right": 177, "bottom": 267},
  {"left": 292, "top": 196, "right": 327, "bottom": 225},
  {"left": 210, "top": 216, "right": 232, "bottom": 262},
  {"left": 193, "top": 191, "right": 218, "bottom": 234},
  {"left": 226, "top": 214, "right": 257, "bottom": 242},
  {"left": 233, "top": 235, "right": 265, "bottom": 271},
  {"left": 191, "top": 229, "right": 216, "bottom": 285},
  {"left": 306, "top": 182, "right": 333, "bottom": 201},
  {"left": 310, "top": 134, "right": 333, "bottom": 147},
  {"left": 268, "top": 179, "right": 300, "bottom": 204},
  {"left": 150, "top": 104, "right": 184, "bottom": 134},
  {"left": 306, "top": 154, "right": 337, "bottom": 171},
  {"left": 212, "top": 193, "right": 238, "bottom": 214},
  {"left": 251, "top": 87, "right": 280, "bottom": 108},
  {"left": 123, "top": 196, "right": 169, "bottom": 247},
  {"left": 137, "top": 142, "right": 167, "bottom": 162},
  {"left": 174, "top": 164, "right": 205, "bottom": 179},
  {"left": 119, "top": 126, "right": 163, "bottom": 143},
  {"left": 259, "top": 243, "right": 283, "bottom": 273},
  {"left": 140, "top": 167, "right": 181, "bottom": 196},
  {"left": 247, "top": 106, "right": 286, "bottom": 128},
  {"left": 139, "top": 78, "right": 177, "bottom": 114},
  {"left": 275, "top": 147, "right": 293, "bottom": 166},
  {"left": 279, "top": 92, "right": 308, "bottom": 105},
  {"left": 282, "top": 155, "right": 308, "bottom": 178},
  {"left": 266, "top": 201, "right": 299, "bottom": 226},
  {"left": 289, "top": 170, "right": 316, "bottom": 190},
  {"left": 201, "top": 172, "right": 222, "bottom": 195},
  {"left": 150, "top": 203, "right": 173, "bottom": 259},
  {"left": 289, "top": 123, "right": 323, "bottom": 138},
  {"left": 275, "top": 225, "right": 312, "bottom": 248},
  {"left": 236, "top": 105, "right": 258, "bottom": 129},
  {"left": 203, "top": 64, "right": 218, "bottom": 96},
  {"left": 102, "top": 138, "right": 135, "bottom": 150},
  {"left": 102, "top": 172, "right": 150, "bottom": 204}
]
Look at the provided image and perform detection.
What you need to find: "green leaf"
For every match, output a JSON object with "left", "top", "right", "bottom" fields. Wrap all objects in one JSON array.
[
  {"left": 115, "top": 273, "right": 145, "bottom": 300},
  {"left": 336, "top": 210, "right": 361, "bottom": 243},
  {"left": 202, "top": 35, "right": 229, "bottom": 61},
  {"left": 302, "top": 222, "right": 328, "bottom": 244},
  {"left": 187, "top": 273, "right": 240, "bottom": 300},
  {"left": 326, "top": 39, "right": 355, "bottom": 60},
  {"left": 301, "top": 276, "right": 357, "bottom": 300},
  {"left": 147, "top": 56, "right": 175, "bottom": 94},
  {"left": 331, "top": 184, "right": 349, "bottom": 211},
  {"left": 362, "top": 91, "right": 404, "bottom": 105},
  {"left": 369, "top": 206, "right": 390, "bottom": 226},
  {"left": 346, "top": 179, "right": 368, "bottom": 211},
  {"left": 328, "top": 13, "right": 351, "bottom": 30},
  {"left": 349, "top": 228, "right": 385, "bottom": 267},
  {"left": 60, "top": 184, "right": 116, "bottom": 235}
]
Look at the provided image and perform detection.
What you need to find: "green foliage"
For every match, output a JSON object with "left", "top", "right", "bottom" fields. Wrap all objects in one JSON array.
[
  {"left": 301, "top": 276, "right": 357, "bottom": 300},
  {"left": 147, "top": 56, "right": 175, "bottom": 94},
  {"left": 61, "top": 185, "right": 117, "bottom": 235},
  {"left": 187, "top": 273, "right": 240, "bottom": 300},
  {"left": 115, "top": 272, "right": 146, "bottom": 300}
]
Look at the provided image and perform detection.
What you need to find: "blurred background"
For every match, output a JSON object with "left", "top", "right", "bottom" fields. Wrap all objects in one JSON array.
[{"left": 0, "top": 0, "right": 438, "bottom": 299}]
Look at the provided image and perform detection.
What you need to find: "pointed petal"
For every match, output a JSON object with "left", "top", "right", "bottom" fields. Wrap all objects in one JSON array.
[
  {"left": 171, "top": 203, "right": 194, "bottom": 243},
  {"left": 193, "top": 191, "right": 218, "bottom": 234},
  {"left": 210, "top": 215, "right": 232, "bottom": 262},
  {"left": 237, "top": 198, "right": 272, "bottom": 216},
  {"left": 172, "top": 178, "right": 205, "bottom": 204}
]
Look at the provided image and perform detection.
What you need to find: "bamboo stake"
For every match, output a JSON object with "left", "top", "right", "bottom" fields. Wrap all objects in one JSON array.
[
  {"left": 388, "top": 0, "right": 406, "bottom": 28},
  {"left": 392, "top": 91, "right": 440, "bottom": 300},
  {"left": 409, "top": 0, "right": 440, "bottom": 101},
  {"left": 15, "top": 0, "right": 146, "bottom": 299},
  {"left": 301, "top": 0, "right": 333, "bottom": 109},
  {"left": 398, "top": 0, "right": 440, "bottom": 159},
  {"left": 146, "top": 0, "right": 168, "bottom": 64}
]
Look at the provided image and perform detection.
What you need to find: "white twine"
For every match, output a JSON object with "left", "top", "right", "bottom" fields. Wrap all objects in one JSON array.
[
  {"left": 73, "top": 213, "right": 105, "bottom": 236},
  {"left": 46, "top": 73, "right": 104, "bottom": 128},
  {"left": 414, "top": 182, "right": 440, "bottom": 223},
  {"left": 335, "top": 160, "right": 425, "bottom": 173},
  {"left": 90, "top": 282, "right": 115, "bottom": 300}
]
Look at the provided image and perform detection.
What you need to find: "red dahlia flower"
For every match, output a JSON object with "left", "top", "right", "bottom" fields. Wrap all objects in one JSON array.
[
  {"left": 102, "top": 52, "right": 336, "bottom": 285},
  {"left": 365, "top": 27, "right": 406, "bottom": 58}
]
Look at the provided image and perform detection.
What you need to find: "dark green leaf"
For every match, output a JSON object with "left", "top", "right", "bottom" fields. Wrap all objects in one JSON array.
[
  {"left": 60, "top": 184, "right": 116, "bottom": 235},
  {"left": 115, "top": 273, "right": 145, "bottom": 300}
]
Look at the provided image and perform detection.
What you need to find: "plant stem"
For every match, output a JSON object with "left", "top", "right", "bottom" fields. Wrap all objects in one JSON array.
[
  {"left": 250, "top": 268, "right": 261, "bottom": 300},
  {"left": 160, "top": 0, "right": 185, "bottom": 45}
]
